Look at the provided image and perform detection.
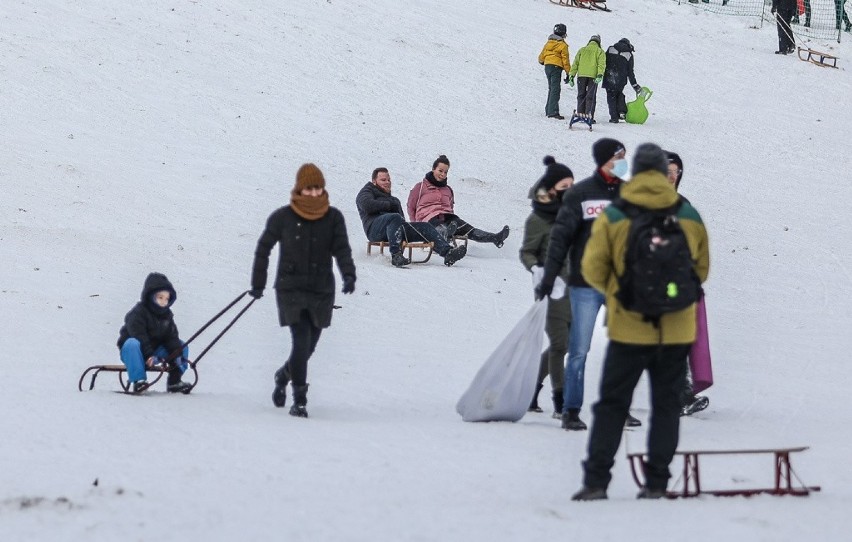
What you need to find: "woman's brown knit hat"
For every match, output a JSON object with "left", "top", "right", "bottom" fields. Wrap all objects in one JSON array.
[{"left": 294, "top": 163, "right": 325, "bottom": 192}]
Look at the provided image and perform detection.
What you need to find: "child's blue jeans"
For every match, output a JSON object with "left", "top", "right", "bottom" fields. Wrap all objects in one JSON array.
[{"left": 120, "top": 339, "right": 189, "bottom": 383}]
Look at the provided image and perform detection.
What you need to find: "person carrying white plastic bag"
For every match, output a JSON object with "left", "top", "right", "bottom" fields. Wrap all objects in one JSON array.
[{"left": 456, "top": 276, "right": 566, "bottom": 422}]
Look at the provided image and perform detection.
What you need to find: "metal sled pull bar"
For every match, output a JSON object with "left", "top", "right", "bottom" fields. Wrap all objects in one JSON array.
[
  {"left": 188, "top": 295, "right": 256, "bottom": 368},
  {"left": 163, "top": 290, "right": 252, "bottom": 363}
]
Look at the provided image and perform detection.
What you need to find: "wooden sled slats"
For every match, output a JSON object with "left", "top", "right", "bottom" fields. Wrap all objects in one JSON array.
[{"left": 797, "top": 47, "right": 838, "bottom": 68}]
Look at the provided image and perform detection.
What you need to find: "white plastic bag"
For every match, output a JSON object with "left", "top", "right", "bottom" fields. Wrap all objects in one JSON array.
[{"left": 455, "top": 300, "right": 548, "bottom": 422}]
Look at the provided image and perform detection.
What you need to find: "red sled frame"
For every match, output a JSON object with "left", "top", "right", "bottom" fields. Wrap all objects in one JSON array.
[{"left": 627, "top": 447, "right": 821, "bottom": 498}]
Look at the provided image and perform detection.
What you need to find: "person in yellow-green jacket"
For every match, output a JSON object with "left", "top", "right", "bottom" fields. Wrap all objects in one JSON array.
[
  {"left": 567, "top": 35, "right": 606, "bottom": 125},
  {"left": 538, "top": 24, "right": 571, "bottom": 120},
  {"left": 571, "top": 143, "right": 710, "bottom": 501}
]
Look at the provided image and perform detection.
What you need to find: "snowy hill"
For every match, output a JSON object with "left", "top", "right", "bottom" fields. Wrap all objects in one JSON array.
[{"left": 2, "top": 0, "right": 852, "bottom": 540}]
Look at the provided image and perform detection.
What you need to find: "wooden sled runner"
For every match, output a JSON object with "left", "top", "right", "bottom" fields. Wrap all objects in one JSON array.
[
  {"left": 549, "top": 0, "right": 611, "bottom": 11},
  {"left": 367, "top": 240, "right": 435, "bottom": 263},
  {"left": 797, "top": 47, "right": 838, "bottom": 68},
  {"left": 78, "top": 291, "right": 256, "bottom": 394},
  {"left": 366, "top": 236, "right": 468, "bottom": 264},
  {"left": 627, "top": 446, "right": 821, "bottom": 498}
]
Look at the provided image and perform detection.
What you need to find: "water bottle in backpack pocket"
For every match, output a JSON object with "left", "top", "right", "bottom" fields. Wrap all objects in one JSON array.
[{"left": 613, "top": 197, "right": 701, "bottom": 323}]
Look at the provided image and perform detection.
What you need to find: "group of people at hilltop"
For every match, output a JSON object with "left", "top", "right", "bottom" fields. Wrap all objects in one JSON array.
[{"left": 539, "top": 24, "right": 641, "bottom": 124}]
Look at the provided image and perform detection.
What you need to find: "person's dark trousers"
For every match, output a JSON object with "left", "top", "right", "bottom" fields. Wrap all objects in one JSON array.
[
  {"left": 776, "top": 7, "right": 795, "bottom": 52},
  {"left": 399, "top": 222, "right": 453, "bottom": 256},
  {"left": 279, "top": 310, "right": 323, "bottom": 387},
  {"left": 544, "top": 64, "right": 563, "bottom": 117},
  {"left": 536, "top": 294, "right": 571, "bottom": 391},
  {"left": 606, "top": 86, "right": 627, "bottom": 121},
  {"left": 575, "top": 76, "right": 598, "bottom": 118},
  {"left": 429, "top": 214, "right": 496, "bottom": 243},
  {"left": 367, "top": 213, "right": 405, "bottom": 254},
  {"left": 582, "top": 341, "right": 690, "bottom": 491}
]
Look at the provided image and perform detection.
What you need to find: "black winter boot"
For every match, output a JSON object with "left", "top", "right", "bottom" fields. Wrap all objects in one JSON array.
[
  {"left": 272, "top": 365, "right": 290, "bottom": 408},
  {"left": 528, "top": 383, "right": 544, "bottom": 412},
  {"left": 166, "top": 368, "right": 193, "bottom": 394},
  {"left": 289, "top": 384, "right": 309, "bottom": 418},
  {"left": 552, "top": 389, "right": 564, "bottom": 419},
  {"left": 443, "top": 245, "right": 467, "bottom": 267}
]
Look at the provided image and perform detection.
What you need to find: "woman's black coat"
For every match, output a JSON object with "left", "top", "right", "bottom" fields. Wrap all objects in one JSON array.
[{"left": 251, "top": 205, "right": 356, "bottom": 328}]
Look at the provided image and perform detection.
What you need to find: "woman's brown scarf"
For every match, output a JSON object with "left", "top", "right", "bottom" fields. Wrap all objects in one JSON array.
[{"left": 290, "top": 190, "right": 330, "bottom": 220}]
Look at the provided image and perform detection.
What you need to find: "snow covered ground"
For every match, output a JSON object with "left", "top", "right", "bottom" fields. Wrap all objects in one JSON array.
[{"left": 2, "top": 0, "right": 851, "bottom": 539}]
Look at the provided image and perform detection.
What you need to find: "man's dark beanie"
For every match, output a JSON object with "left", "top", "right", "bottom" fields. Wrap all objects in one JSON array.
[
  {"left": 592, "top": 138, "right": 625, "bottom": 167},
  {"left": 632, "top": 143, "right": 669, "bottom": 176},
  {"left": 539, "top": 156, "right": 574, "bottom": 191}
]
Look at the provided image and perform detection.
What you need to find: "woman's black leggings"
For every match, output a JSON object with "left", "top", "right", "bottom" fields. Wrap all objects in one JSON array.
[{"left": 278, "top": 310, "right": 322, "bottom": 386}]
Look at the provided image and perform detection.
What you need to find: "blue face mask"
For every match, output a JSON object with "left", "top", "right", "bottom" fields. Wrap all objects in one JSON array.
[{"left": 611, "top": 158, "right": 629, "bottom": 179}]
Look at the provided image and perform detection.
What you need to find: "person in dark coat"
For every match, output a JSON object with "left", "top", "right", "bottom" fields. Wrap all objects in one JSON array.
[
  {"left": 602, "top": 38, "right": 641, "bottom": 123},
  {"left": 520, "top": 156, "right": 574, "bottom": 417},
  {"left": 665, "top": 151, "right": 710, "bottom": 417},
  {"left": 117, "top": 272, "right": 192, "bottom": 393},
  {"left": 771, "top": 0, "right": 797, "bottom": 55},
  {"left": 356, "top": 167, "right": 467, "bottom": 267},
  {"left": 535, "top": 138, "right": 641, "bottom": 431},
  {"left": 250, "top": 163, "right": 356, "bottom": 418}
]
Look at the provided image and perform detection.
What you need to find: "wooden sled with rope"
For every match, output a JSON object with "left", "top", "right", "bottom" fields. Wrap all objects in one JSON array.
[
  {"left": 549, "top": 0, "right": 611, "bottom": 11},
  {"left": 627, "top": 446, "right": 821, "bottom": 498},
  {"left": 78, "top": 291, "right": 256, "bottom": 394}
]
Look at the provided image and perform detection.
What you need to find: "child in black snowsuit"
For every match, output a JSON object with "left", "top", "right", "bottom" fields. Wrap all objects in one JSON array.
[{"left": 116, "top": 272, "right": 192, "bottom": 393}]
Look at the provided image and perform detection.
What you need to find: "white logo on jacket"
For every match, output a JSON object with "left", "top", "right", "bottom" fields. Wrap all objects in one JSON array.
[{"left": 582, "top": 199, "right": 611, "bottom": 219}]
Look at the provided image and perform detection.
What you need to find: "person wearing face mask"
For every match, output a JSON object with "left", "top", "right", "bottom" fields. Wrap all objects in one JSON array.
[
  {"left": 534, "top": 138, "right": 641, "bottom": 431},
  {"left": 407, "top": 155, "right": 510, "bottom": 248},
  {"left": 520, "top": 156, "right": 574, "bottom": 418}
]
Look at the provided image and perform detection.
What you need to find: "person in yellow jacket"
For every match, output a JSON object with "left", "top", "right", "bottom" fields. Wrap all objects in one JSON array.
[
  {"left": 567, "top": 35, "right": 606, "bottom": 124},
  {"left": 538, "top": 24, "right": 571, "bottom": 120},
  {"left": 571, "top": 143, "right": 710, "bottom": 501}
]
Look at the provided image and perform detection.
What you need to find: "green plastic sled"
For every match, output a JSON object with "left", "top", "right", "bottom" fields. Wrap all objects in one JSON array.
[{"left": 625, "top": 87, "right": 653, "bottom": 125}]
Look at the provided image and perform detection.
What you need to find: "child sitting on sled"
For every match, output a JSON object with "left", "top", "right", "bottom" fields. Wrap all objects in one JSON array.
[{"left": 116, "top": 272, "right": 192, "bottom": 393}]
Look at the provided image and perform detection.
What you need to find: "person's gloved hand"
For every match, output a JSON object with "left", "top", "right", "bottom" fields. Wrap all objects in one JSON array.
[
  {"left": 633, "top": 83, "right": 642, "bottom": 94},
  {"left": 534, "top": 276, "right": 555, "bottom": 301},
  {"left": 342, "top": 275, "right": 356, "bottom": 294},
  {"left": 540, "top": 60, "right": 545, "bottom": 65},
  {"left": 770, "top": 6, "right": 776, "bottom": 14},
  {"left": 594, "top": 76, "right": 603, "bottom": 85},
  {"left": 568, "top": 75, "right": 575, "bottom": 87},
  {"left": 248, "top": 288, "right": 264, "bottom": 299}
]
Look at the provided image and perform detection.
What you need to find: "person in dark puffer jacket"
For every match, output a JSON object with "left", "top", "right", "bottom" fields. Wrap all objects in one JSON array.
[
  {"left": 602, "top": 38, "right": 641, "bottom": 123},
  {"left": 250, "top": 163, "right": 356, "bottom": 418},
  {"left": 117, "top": 272, "right": 192, "bottom": 393},
  {"left": 535, "top": 138, "right": 641, "bottom": 431}
]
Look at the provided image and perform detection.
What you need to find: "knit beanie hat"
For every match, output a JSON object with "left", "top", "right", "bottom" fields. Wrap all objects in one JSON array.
[
  {"left": 666, "top": 151, "right": 684, "bottom": 187},
  {"left": 590, "top": 34, "right": 601, "bottom": 45},
  {"left": 539, "top": 156, "right": 574, "bottom": 191},
  {"left": 294, "top": 163, "right": 325, "bottom": 193},
  {"left": 632, "top": 143, "right": 669, "bottom": 176},
  {"left": 592, "top": 138, "right": 625, "bottom": 167}
]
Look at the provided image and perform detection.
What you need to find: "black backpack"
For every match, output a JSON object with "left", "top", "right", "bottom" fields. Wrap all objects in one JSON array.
[{"left": 612, "top": 197, "right": 700, "bottom": 323}]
